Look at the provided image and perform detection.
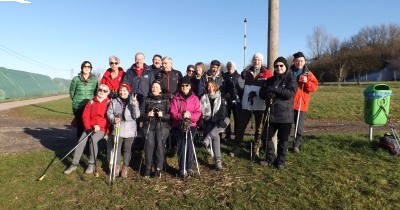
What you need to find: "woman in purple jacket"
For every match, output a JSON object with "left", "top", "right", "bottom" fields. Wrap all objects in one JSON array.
[{"left": 170, "top": 76, "right": 201, "bottom": 178}]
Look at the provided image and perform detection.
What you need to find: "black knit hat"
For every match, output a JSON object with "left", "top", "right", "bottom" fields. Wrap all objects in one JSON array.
[
  {"left": 293, "top": 51, "right": 305, "bottom": 59},
  {"left": 180, "top": 76, "right": 192, "bottom": 86},
  {"left": 274, "top": 56, "right": 289, "bottom": 70},
  {"left": 210, "top": 60, "right": 221, "bottom": 66}
]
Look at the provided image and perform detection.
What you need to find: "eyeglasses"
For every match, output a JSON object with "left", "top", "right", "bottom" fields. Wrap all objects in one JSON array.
[
  {"left": 83, "top": 65, "right": 92, "bottom": 68},
  {"left": 109, "top": 62, "right": 118, "bottom": 65},
  {"left": 274, "top": 64, "right": 285, "bottom": 68},
  {"left": 98, "top": 89, "right": 109, "bottom": 93},
  {"left": 181, "top": 84, "right": 190, "bottom": 87}
]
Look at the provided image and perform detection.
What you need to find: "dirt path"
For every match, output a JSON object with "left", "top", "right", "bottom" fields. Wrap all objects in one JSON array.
[{"left": 0, "top": 94, "right": 69, "bottom": 111}]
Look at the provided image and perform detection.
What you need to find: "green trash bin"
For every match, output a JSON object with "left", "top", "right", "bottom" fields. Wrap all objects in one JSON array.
[{"left": 363, "top": 84, "right": 392, "bottom": 126}]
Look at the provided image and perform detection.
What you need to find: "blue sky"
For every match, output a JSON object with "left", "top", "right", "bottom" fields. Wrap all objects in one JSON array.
[{"left": 1, "top": 0, "right": 400, "bottom": 79}]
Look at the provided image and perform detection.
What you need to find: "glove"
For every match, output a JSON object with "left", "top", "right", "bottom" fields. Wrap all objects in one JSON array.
[
  {"left": 218, "top": 121, "right": 228, "bottom": 128},
  {"left": 265, "top": 92, "right": 276, "bottom": 106}
]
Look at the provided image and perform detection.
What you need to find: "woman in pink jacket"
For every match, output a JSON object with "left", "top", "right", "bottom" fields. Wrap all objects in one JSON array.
[{"left": 170, "top": 76, "right": 201, "bottom": 178}]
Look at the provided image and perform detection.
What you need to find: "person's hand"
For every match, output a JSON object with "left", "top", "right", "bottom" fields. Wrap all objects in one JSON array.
[
  {"left": 93, "top": 125, "right": 100, "bottom": 133},
  {"left": 131, "top": 94, "right": 137, "bottom": 106},
  {"left": 148, "top": 110, "right": 154, "bottom": 117},
  {"left": 157, "top": 111, "right": 163, "bottom": 118},
  {"left": 183, "top": 111, "right": 191, "bottom": 119},
  {"left": 114, "top": 116, "right": 121, "bottom": 124},
  {"left": 299, "top": 74, "right": 308, "bottom": 83}
]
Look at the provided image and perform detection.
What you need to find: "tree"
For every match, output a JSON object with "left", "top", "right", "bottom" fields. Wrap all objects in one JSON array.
[{"left": 307, "top": 26, "right": 329, "bottom": 59}]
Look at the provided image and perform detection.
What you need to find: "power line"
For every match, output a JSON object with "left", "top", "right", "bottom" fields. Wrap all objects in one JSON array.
[{"left": 0, "top": 44, "right": 69, "bottom": 72}]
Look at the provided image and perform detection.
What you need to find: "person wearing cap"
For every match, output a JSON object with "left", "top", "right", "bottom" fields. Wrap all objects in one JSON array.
[
  {"left": 106, "top": 83, "right": 140, "bottom": 178},
  {"left": 290, "top": 52, "right": 318, "bottom": 153},
  {"left": 170, "top": 76, "right": 201, "bottom": 178},
  {"left": 69, "top": 60, "right": 98, "bottom": 139},
  {"left": 232, "top": 53, "right": 273, "bottom": 159},
  {"left": 259, "top": 57, "right": 297, "bottom": 170},
  {"left": 64, "top": 84, "right": 111, "bottom": 175},
  {"left": 141, "top": 80, "right": 170, "bottom": 178},
  {"left": 156, "top": 56, "right": 183, "bottom": 99},
  {"left": 223, "top": 61, "right": 242, "bottom": 142},
  {"left": 197, "top": 60, "right": 226, "bottom": 97},
  {"left": 149, "top": 54, "right": 163, "bottom": 75},
  {"left": 100, "top": 55, "right": 125, "bottom": 99}
]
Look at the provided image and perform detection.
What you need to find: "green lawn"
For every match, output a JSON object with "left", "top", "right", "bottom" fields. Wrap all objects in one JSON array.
[{"left": 1, "top": 83, "right": 400, "bottom": 209}]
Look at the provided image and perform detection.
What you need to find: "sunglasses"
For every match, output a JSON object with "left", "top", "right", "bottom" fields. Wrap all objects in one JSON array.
[
  {"left": 109, "top": 62, "right": 118, "bottom": 65},
  {"left": 98, "top": 89, "right": 109, "bottom": 93},
  {"left": 187, "top": 69, "right": 195, "bottom": 72},
  {"left": 181, "top": 84, "right": 190, "bottom": 87},
  {"left": 274, "top": 64, "right": 285, "bottom": 68}
]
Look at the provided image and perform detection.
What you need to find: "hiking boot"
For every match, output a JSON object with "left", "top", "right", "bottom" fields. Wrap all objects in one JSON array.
[
  {"left": 64, "top": 165, "right": 77, "bottom": 175},
  {"left": 293, "top": 146, "right": 300, "bottom": 153},
  {"left": 155, "top": 169, "right": 162, "bottom": 179},
  {"left": 121, "top": 165, "right": 128, "bottom": 178},
  {"left": 85, "top": 164, "right": 95, "bottom": 174},
  {"left": 179, "top": 170, "right": 187, "bottom": 179},
  {"left": 230, "top": 146, "right": 241, "bottom": 157},
  {"left": 143, "top": 169, "right": 151, "bottom": 178},
  {"left": 187, "top": 169, "right": 195, "bottom": 176},
  {"left": 259, "top": 160, "right": 274, "bottom": 167},
  {"left": 277, "top": 164, "right": 285, "bottom": 170}
]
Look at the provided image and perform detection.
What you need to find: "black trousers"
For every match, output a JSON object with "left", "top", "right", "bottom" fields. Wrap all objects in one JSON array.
[{"left": 263, "top": 123, "right": 292, "bottom": 166}]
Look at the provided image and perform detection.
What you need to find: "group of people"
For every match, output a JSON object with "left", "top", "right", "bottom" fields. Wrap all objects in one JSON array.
[{"left": 65, "top": 51, "right": 318, "bottom": 180}]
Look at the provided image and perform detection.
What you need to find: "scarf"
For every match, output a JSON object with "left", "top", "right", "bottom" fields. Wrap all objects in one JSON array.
[{"left": 200, "top": 91, "right": 221, "bottom": 120}]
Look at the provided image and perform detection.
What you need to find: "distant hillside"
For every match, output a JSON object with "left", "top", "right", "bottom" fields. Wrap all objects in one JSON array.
[{"left": 0, "top": 67, "right": 70, "bottom": 100}]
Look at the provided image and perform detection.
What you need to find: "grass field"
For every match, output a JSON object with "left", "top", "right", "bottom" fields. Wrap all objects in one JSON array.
[{"left": 1, "top": 83, "right": 400, "bottom": 209}]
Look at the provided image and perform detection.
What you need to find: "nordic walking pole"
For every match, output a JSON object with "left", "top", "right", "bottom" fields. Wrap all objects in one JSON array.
[
  {"left": 109, "top": 120, "right": 120, "bottom": 185},
  {"left": 262, "top": 98, "right": 272, "bottom": 160},
  {"left": 38, "top": 130, "right": 94, "bottom": 181},
  {"left": 294, "top": 83, "right": 304, "bottom": 140},
  {"left": 139, "top": 117, "right": 152, "bottom": 175},
  {"left": 183, "top": 129, "right": 188, "bottom": 178},
  {"left": 189, "top": 129, "right": 200, "bottom": 175}
]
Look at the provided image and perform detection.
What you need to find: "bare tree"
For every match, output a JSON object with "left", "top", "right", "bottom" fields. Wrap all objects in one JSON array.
[{"left": 307, "top": 26, "right": 329, "bottom": 59}]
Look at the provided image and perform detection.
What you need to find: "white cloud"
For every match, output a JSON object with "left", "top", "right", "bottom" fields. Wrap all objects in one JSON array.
[{"left": 0, "top": 0, "right": 32, "bottom": 4}]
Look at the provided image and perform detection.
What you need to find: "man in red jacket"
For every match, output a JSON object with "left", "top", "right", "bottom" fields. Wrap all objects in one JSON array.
[{"left": 291, "top": 52, "right": 318, "bottom": 153}]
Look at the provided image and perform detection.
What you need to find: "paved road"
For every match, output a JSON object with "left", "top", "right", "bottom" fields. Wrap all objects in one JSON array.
[{"left": 0, "top": 94, "right": 69, "bottom": 111}]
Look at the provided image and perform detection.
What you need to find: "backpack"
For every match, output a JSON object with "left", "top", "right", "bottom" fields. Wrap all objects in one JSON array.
[{"left": 379, "top": 133, "right": 400, "bottom": 156}]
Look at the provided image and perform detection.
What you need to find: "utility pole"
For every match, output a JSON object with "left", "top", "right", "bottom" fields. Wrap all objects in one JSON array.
[
  {"left": 268, "top": 0, "right": 279, "bottom": 71},
  {"left": 243, "top": 17, "right": 247, "bottom": 69}
]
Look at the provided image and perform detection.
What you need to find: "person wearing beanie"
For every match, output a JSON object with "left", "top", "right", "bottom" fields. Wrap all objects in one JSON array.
[
  {"left": 232, "top": 53, "right": 273, "bottom": 159},
  {"left": 290, "top": 51, "right": 318, "bottom": 153},
  {"left": 197, "top": 60, "right": 226, "bottom": 96},
  {"left": 259, "top": 56, "right": 297, "bottom": 170},
  {"left": 141, "top": 80, "right": 170, "bottom": 178},
  {"left": 170, "top": 76, "right": 201, "bottom": 178},
  {"left": 106, "top": 82, "right": 140, "bottom": 178}
]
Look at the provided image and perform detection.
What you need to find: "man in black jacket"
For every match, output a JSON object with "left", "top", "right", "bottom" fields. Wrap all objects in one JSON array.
[{"left": 156, "top": 56, "right": 183, "bottom": 99}]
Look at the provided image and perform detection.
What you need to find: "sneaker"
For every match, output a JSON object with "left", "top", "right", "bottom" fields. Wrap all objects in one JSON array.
[
  {"left": 216, "top": 161, "right": 223, "bottom": 171},
  {"left": 155, "top": 169, "right": 162, "bottom": 179},
  {"left": 121, "top": 165, "right": 128, "bottom": 178},
  {"left": 64, "top": 165, "right": 77, "bottom": 175},
  {"left": 259, "top": 160, "right": 274, "bottom": 167},
  {"left": 277, "top": 164, "right": 285, "bottom": 170},
  {"left": 293, "top": 146, "right": 300, "bottom": 153},
  {"left": 85, "top": 164, "right": 94, "bottom": 174}
]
